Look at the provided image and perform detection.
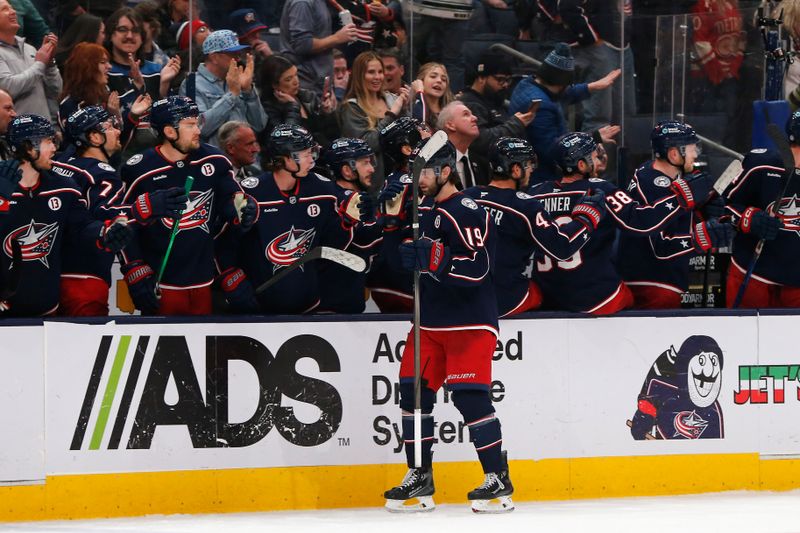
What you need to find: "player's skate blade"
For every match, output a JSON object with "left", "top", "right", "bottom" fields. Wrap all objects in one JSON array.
[
  {"left": 384, "top": 467, "right": 435, "bottom": 513},
  {"left": 384, "top": 496, "right": 436, "bottom": 513},
  {"left": 470, "top": 495, "right": 514, "bottom": 513}
]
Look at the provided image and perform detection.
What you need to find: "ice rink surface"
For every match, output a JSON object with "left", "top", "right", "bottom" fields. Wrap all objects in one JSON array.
[{"left": 3, "top": 490, "right": 800, "bottom": 533}]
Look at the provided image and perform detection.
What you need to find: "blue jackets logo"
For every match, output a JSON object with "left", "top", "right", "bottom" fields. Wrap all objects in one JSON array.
[
  {"left": 4, "top": 220, "right": 59, "bottom": 267},
  {"left": 160, "top": 189, "right": 214, "bottom": 233},
  {"left": 266, "top": 226, "right": 316, "bottom": 269}
]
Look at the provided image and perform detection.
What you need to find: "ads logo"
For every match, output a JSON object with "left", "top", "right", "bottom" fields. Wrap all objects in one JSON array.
[
  {"left": 628, "top": 335, "right": 724, "bottom": 440},
  {"left": 71, "top": 334, "right": 342, "bottom": 450}
]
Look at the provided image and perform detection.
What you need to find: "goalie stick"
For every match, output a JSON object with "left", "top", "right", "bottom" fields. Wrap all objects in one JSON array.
[
  {"left": 254, "top": 246, "right": 366, "bottom": 295},
  {"left": 732, "top": 118, "right": 796, "bottom": 308},
  {"left": 408, "top": 130, "right": 449, "bottom": 469}
]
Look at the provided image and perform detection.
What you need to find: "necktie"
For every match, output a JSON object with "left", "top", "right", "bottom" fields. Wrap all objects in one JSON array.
[{"left": 461, "top": 155, "right": 474, "bottom": 188}]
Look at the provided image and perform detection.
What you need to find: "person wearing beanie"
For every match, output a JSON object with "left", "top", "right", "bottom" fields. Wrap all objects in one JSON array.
[
  {"left": 175, "top": 19, "right": 209, "bottom": 51},
  {"left": 458, "top": 50, "right": 535, "bottom": 186},
  {"left": 509, "top": 43, "right": 620, "bottom": 184}
]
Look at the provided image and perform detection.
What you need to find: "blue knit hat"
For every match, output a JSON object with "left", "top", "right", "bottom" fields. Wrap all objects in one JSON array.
[{"left": 538, "top": 43, "right": 574, "bottom": 86}]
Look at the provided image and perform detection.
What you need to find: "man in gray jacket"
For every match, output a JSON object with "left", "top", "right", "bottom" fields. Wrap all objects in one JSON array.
[
  {"left": 180, "top": 29, "right": 268, "bottom": 147},
  {"left": 0, "top": 0, "right": 60, "bottom": 122}
]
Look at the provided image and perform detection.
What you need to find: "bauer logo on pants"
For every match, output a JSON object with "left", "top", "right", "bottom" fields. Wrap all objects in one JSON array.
[{"left": 71, "top": 334, "right": 342, "bottom": 450}]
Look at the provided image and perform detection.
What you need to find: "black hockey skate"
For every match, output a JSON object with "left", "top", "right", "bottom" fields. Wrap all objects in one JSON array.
[
  {"left": 468, "top": 453, "right": 514, "bottom": 513},
  {"left": 383, "top": 467, "right": 435, "bottom": 513}
]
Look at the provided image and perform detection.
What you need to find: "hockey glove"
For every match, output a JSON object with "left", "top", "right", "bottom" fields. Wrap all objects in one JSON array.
[
  {"left": 0, "top": 159, "right": 21, "bottom": 209},
  {"left": 98, "top": 216, "right": 133, "bottom": 253},
  {"left": 377, "top": 179, "right": 407, "bottom": 229},
  {"left": 692, "top": 219, "right": 734, "bottom": 253},
  {"left": 132, "top": 187, "right": 188, "bottom": 223},
  {"left": 339, "top": 191, "right": 375, "bottom": 227},
  {"left": 232, "top": 192, "right": 259, "bottom": 230},
  {"left": 399, "top": 239, "right": 451, "bottom": 276},
  {"left": 670, "top": 171, "right": 712, "bottom": 210},
  {"left": 121, "top": 260, "right": 159, "bottom": 314},
  {"left": 630, "top": 397, "right": 657, "bottom": 440},
  {"left": 701, "top": 195, "right": 726, "bottom": 219},
  {"left": 738, "top": 207, "right": 783, "bottom": 240},
  {"left": 219, "top": 267, "right": 260, "bottom": 313},
  {"left": 571, "top": 188, "right": 606, "bottom": 230}
]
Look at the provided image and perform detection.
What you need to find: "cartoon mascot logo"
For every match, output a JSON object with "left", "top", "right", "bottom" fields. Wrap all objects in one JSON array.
[{"left": 629, "top": 335, "right": 724, "bottom": 440}]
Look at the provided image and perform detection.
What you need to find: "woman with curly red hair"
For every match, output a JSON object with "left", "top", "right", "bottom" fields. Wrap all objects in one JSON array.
[{"left": 58, "top": 42, "right": 150, "bottom": 150}]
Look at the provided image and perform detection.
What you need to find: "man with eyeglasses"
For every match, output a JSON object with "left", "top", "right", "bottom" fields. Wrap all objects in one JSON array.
[
  {"left": 0, "top": 0, "right": 61, "bottom": 122},
  {"left": 458, "top": 51, "right": 535, "bottom": 188}
]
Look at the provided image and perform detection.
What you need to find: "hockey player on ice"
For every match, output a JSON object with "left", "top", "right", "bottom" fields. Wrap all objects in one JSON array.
[
  {"left": 384, "top": 137, "right": 514, "bottom": 514},
  {"left": 629, "top": 335, "right": 724, "bottom": 440}
]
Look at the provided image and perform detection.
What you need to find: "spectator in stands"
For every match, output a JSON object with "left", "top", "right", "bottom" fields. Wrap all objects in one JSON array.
[
  {"left": 329, "top": 0, "right": 397, "bottom": 65},
  {"left": 0, "top": 88, "right": 16, "bottom": 159},
  {"left": 333, "top": 49, "right": 349, "bottom": 102},
  {"left": 9, "top": 0, "right": 48, "bottom": 47},
  {"left": 410, "top": 62, "right": 453, "bottom": 132},
  {"left": 555, "top": 0, "right": 633, "bottom": 133},
  {"left": 180, "top": 29, "right": 267, "bottom": 147},
  {"left": 410, "top": 0, "right": 473, "bottom": 92},
  {"left": 260, "top": 54, "right": 338, "bottom": 150},
  {"left": 219, "top": 120, "right": 261, "bottom": 181},
  {"left": 279, "top": 0, "right": 358, "bottom": 95},
  {"left": 171, "top": 19, "right": 208, "bottom": 95},
  {"left": 230, "top": 8, "right": 272, "bottom": 60},
  {"left": 378, "top": 47, "right": 405, "bottom": 95},
  {"left": 340, "top": 51, "right": 410, "bottom": 186},
  {"left": 54, "top": 13, "right": 105, "bottom": 71},
  {"left": 437, "top": 101, "right": 482, "bottom": 188},
  {"left": 779, "top": 1, "right": 800, "bottom": 102},
  {"left": 58, "top": 42, "right": 151, "bottom": 149},
  {"left": 0, "top": 0, "right": 61, "bottom": 121},
  {"left": 459, "top": 50, "right": 535, "bottom": 186},
  {"left": 156, "top": 0, "right": 188, "bottom": 53},
  {"left": 175, "top": 19, "right": 208, "bottom": 52},
  {"left": 509, "top": 43, "right": 620, "bottom": 184},
  {"left": 134, "top": 1, "right": 169, "bottom": 67},
  {"left": 105, "top": 7, "right": 180, "bottom": 104}
]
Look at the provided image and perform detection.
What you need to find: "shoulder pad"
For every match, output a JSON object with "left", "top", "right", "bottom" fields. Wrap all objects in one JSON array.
[
  {"left": 743, "top": 148, "right": 784, "bottom": 171},
  {"left": 461, "top": 197, "right": 479, "bottom": 210}
]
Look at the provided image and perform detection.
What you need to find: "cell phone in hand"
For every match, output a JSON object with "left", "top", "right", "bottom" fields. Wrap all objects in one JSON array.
[
  {"left": 339, "top": 10, "right": 353, "bottom": 26},
  {"left": 528, "top": 99, "right": 542, "bottom": 114},
  {"left": 323, "top": 76, "right": 331, "bottom": 99}
]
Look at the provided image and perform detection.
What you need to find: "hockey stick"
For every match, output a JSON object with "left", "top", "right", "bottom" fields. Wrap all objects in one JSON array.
[
  {"left": 732, "top": 118, "right": 795, "bottom": 308},
  {"left": 254, "top": 246, "right": 366, "bottom": 295},
  {"left": 409, "top": 130, "right": 449, "bottom": 468},
  {"left": 700, "top": 159, "right": 743, "bottom": 306},
  {"left": 0, "top": 239, "right": 22, "bottom": 313},
  {"left": 156, "top": 175, "right": 194, "bottom": 291}
]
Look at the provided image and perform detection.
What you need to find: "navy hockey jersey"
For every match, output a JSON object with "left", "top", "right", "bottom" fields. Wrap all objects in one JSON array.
[
  {"left": 724, "top": 149, "right": 800, "bottom": 286},
  {"left": 317, "top": 183, "right": 382, "bottom": 313},
  {"left": 530, "top": 177, "right": 687, "bottom": 312},
  {"left": 415, "top": 191, "right": 498, "bottom": 334},
  {"left": 464, "top": 185, "right": 593, "bottom": 316},
  {"left": 215, "top": 172, "right": 353, "bottom": 314},
  {"left": 0, "top": 173, "right": 105, "bottom": 316},
  {"left": 120, "top": 144, "right": 242, "bottom": 289},
  {"left": 617, "top": 161, "right": 697, "bottom": 294},
  {"left": 51, "top": 157, "right": 126, "bottom": 286}
]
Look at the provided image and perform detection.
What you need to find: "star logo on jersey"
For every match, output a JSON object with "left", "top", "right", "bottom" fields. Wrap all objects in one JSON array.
[
  {"left": 664, "top": 201, "right": 675, "bottom": 211},
  {"left": 672, "top": 410, "right": 709, "bottom": 439},
  {"left": 161, "top": 189, "right": 214, "bottom": 233},
  {"left": 680, "top": 240, "right": 690, "bottom": 248},
  {"left": 4, "top": 220, "right": 59, "bottom": 267},
  {"left": 769, "top": 194, "right": 800, "bottom": 234},
  {"left": 265, "top": 226, "right": 316, "bottom": 272}
]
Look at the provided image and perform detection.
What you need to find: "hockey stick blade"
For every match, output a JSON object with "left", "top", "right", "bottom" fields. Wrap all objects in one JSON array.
[
  {"left": 255, "top": 246, "right": 365, "bottom": 295},
  {"left": 713, "top": 159, "right": 743, "bottom": 196}
]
